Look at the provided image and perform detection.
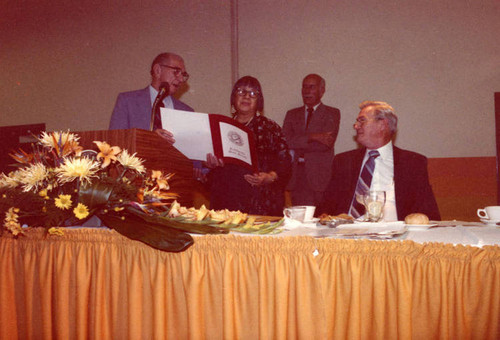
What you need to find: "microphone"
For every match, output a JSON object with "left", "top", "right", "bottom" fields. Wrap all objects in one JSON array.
[
  {"left": 157, "top": 82, "right": 170, "bottom": 100},
  {"left": 150, "top": 82, "right": 170, "bottom": 131}
]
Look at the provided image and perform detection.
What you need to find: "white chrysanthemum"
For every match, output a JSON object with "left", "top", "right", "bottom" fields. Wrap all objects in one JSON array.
[
  {"left": 55, "top": 157, "right": 100, "bottom": 184},
  {"left": 0, "top": 172, "right": 21, "bottom": 188},
  {"left": 117, "top": 150, "right": 146, "bottom": 173},
  {"left": 17, "top": 163, "right": 49, "bottom": 192},
  {"left": 38, "top": 131, "right": 80, "bottom": 149}
]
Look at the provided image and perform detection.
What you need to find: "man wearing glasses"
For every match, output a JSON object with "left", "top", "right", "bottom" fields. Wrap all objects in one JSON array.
[
  {"left": 319, "top": 100, "right": 440, "bottom": 221},
  {"left": 109, "top": 52, "right": 193, "bottom": 142}
]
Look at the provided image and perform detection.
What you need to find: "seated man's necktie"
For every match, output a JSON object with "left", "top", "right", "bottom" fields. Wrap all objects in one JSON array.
[{"left": 349, "top": 150, "right": 380, "bottom": 218}]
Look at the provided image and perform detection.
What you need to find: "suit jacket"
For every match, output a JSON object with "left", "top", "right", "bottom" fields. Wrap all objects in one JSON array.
[
  {"left": 282, "top": 103, "right": 340, "bottom": 191},
  {"left": 320, "top": 146, "right": 441, "bottom": 220},
  {"left": 109, "top": 87, "right": 194, "bottom": 130}
]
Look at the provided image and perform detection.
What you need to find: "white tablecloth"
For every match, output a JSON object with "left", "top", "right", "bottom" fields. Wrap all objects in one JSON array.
[{"left": 279, "top": 221, "right": 500, "bottom": 247}]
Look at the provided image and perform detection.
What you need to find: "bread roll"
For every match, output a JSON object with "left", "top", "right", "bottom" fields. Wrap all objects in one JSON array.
[{"left": 404, "top": 213, "right": 429, "bottom": 225}]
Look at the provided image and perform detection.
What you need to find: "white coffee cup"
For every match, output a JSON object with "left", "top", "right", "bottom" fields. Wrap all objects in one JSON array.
[
  {"left": 283, "top": 206, "right": 306, "bottom": 222},
  {"left": 303, "top": 206, "right": 316, "bottom": 222},
  {"left": 477, "top": 206, "right": 500, "bottom": 220}
]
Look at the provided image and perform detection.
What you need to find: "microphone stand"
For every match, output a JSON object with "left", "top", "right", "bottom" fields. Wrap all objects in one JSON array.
[{"left": 150, "top": 82, "right": 170, "bottom": 131}]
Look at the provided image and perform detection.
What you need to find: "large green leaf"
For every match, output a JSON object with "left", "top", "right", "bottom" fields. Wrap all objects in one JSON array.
[
  {"left": 124, "top": 206, "right": 230, "bottom": 235},
  {"left": 79, "top": 181, "right": 114, "bottom": 209},
  {"left": 97, "top": 211, "right": 194, "bottom": 252}
]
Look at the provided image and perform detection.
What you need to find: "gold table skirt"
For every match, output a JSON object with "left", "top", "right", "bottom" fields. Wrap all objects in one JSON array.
[{"left": 1, "top": 228, "right": 499, "bottom": 339}]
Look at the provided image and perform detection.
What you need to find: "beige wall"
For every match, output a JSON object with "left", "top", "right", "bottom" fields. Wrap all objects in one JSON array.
[{"left": 1, "top": 0, "right": 499, "bottom": 157}]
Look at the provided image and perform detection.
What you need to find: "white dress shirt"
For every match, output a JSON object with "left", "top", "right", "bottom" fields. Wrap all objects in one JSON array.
[{"left": 361, "top": 141, "right": 397, "bottom": 221}]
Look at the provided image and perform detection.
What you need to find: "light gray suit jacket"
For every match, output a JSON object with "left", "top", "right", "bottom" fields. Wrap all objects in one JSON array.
[
  {"left": 109, "top": 87, "right": 194, "bottom": 130},
  {"left": 283, "top": 103, "right": 340, "bottom": 192}
]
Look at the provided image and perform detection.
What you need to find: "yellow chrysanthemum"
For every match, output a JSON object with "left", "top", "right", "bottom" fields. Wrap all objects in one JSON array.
[
  {"left": 73, "top": 203, "right": 89, "bottom": 219},
  {"left": 4, "top": 207, "right": 23, "bottom": 236},
  {"left": 54, "top": 194, "right": 73, "bottom": 210},
  {"left": 56, "top": 157, "right": 100, "bottom": 184},
  {"left": 94, "top": 141, "right": 121, "bottom": 168},
  {"left": 117, "top": 150, "right": 145, "bottom": 173},
  {"left": 48, "top": 227, "right": 64, "bottom": 236},
  {"left": 5, "top": 207, "right": 20, "bottom": 222},
  {"left": 18, "top": 163, "right": 49, "bottom": 192}
]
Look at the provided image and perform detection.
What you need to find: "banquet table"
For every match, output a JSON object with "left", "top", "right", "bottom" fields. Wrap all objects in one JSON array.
[{"left": 1, "top": 223, "right": 499, "bottom": 339}]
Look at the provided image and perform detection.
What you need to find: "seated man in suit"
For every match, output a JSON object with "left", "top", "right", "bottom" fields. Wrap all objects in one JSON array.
[
  {"left": 109, "top": 52, "right": 193, "bottom": 143},
  {"left": 320, "top": 100, "right": 440, "bottom": 221}
]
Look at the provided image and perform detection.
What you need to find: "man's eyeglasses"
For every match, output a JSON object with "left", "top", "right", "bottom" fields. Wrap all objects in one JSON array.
[
  {"left": 354, "top": 117, "right": 384, "bottom": 126},
  {"left": 236, "top": 88, "right": 260, "bottom": 98},
  {"left": 160, "top": 65, "right": 190, "bottom": 82}
]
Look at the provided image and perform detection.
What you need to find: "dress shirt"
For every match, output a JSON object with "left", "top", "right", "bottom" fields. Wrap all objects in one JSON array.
[
  {"left": 304, "top": 102, "right": 321, "bottom": 125},
  {"left": 361, "top": 141, "right": 397, "bottom": 221},
  {"left": 149, "top": 85, "right": 174, "bottom": 110},
  {"left": 296, "top": 102, "right": 322, "bottom": 163}
]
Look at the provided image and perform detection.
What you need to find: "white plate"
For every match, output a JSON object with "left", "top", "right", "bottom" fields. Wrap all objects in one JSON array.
[
  {"left": 330, "top": 222, "right": 407, "bottom": 239},
  {"left": 405, "top": 223, "right": 438, "bottom": 230},
  {"left": 303, "top": 217, "right": 320, "bottom": 224},
  {"left": 480, "top": 218, "right": 500, "bottom": 226}
]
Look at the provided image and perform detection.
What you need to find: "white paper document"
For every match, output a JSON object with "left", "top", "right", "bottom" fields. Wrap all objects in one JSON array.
[
  {"left": 161, "top": 108, "right": 213, "bottom": 160},
  {"left": 161, "top": 108, "right": 256, "bottom": 170}
]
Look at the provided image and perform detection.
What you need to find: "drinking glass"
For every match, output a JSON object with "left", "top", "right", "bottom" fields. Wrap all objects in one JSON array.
[
  {"left": 355, "top": 190, "right": 368, "bottom": 213},
  {"left": 363, "top": 191, "right": 386, "bottom": 222}
]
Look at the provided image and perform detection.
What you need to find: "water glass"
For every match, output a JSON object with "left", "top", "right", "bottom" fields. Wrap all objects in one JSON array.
[{"left": 363, "top": 191, "right": 386, "bottom": 222}]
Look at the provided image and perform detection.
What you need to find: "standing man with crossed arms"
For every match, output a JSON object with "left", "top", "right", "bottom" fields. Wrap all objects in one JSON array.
[{"left": 283, "top": 74, "right": 341, "bottom": 206}]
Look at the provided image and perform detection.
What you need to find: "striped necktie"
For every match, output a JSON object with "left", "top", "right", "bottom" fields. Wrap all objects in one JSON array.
[{"left": 349, "top": 150, "right": 380, "bottom": 218}]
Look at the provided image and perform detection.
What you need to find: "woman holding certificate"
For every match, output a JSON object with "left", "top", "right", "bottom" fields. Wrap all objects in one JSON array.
[{"left": 206, "top": 76, "right": 292, "bottom": 216}]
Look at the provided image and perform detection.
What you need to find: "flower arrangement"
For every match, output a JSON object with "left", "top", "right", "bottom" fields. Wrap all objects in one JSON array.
[
  {"left": 0, "top": 131, "right": 283, "bottom": 252},
  {"left": 0, "top": 131, "right": 211, "bottom": 251}
]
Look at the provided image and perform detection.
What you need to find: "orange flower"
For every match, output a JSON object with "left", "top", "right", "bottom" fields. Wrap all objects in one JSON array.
[
  {"left": 63, "top": 140, "right": 84, "bottom": 157},
  {"left": 94, "top": 141, "right": 121, "bottom": 168},
  {"left": 151, "top": 170, "right": 174, "bottom": 190}
]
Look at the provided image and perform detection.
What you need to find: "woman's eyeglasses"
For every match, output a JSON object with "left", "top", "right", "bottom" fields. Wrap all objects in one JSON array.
[{"left": 236, "top": 88, "right": 260, "bottom": 98}]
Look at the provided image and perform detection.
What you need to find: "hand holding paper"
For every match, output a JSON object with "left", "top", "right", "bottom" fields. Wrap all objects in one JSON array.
[{"left": 154, "top": 129, "right": 175, "bottom": 144}]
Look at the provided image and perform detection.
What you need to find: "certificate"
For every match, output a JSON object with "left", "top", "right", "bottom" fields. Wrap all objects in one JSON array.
[{"left": 161, "top": 108, "right": 258, "bottom": 172}]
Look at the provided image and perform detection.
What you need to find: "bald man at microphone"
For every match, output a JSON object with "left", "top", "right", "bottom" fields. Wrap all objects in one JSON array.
[{"left": 109, "top": 52, "right": 194, "bottom": 142}]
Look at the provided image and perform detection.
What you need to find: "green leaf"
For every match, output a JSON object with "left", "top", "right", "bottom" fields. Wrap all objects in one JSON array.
[
  {"left": 124, "top": 206, "right": 230, "bottom": 235},
  {"left": 97, "top": 211, "right": 194, "bottom": 252},
  {"left": 79, "top": 181, "right": 114, "bottom": 209}
]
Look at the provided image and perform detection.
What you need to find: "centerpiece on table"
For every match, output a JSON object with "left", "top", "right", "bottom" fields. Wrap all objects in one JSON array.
[{"left": 0, "top": 131, "right": 283, "bottom": 252}]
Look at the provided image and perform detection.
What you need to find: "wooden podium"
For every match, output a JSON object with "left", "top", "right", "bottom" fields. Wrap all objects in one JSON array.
[{"left": 76, "top": 129, "right": 195, "bottom": 207}]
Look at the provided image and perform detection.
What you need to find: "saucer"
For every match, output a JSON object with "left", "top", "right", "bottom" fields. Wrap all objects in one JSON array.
[
  {"left": 303, "top": 218, "right": 320, "bottom": 224},
  {"left": 480, "top": 218, "right": 500, "bottom": 226},
  {"left": 405, "top": 223, "right": 438, "bottom": 230}
]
